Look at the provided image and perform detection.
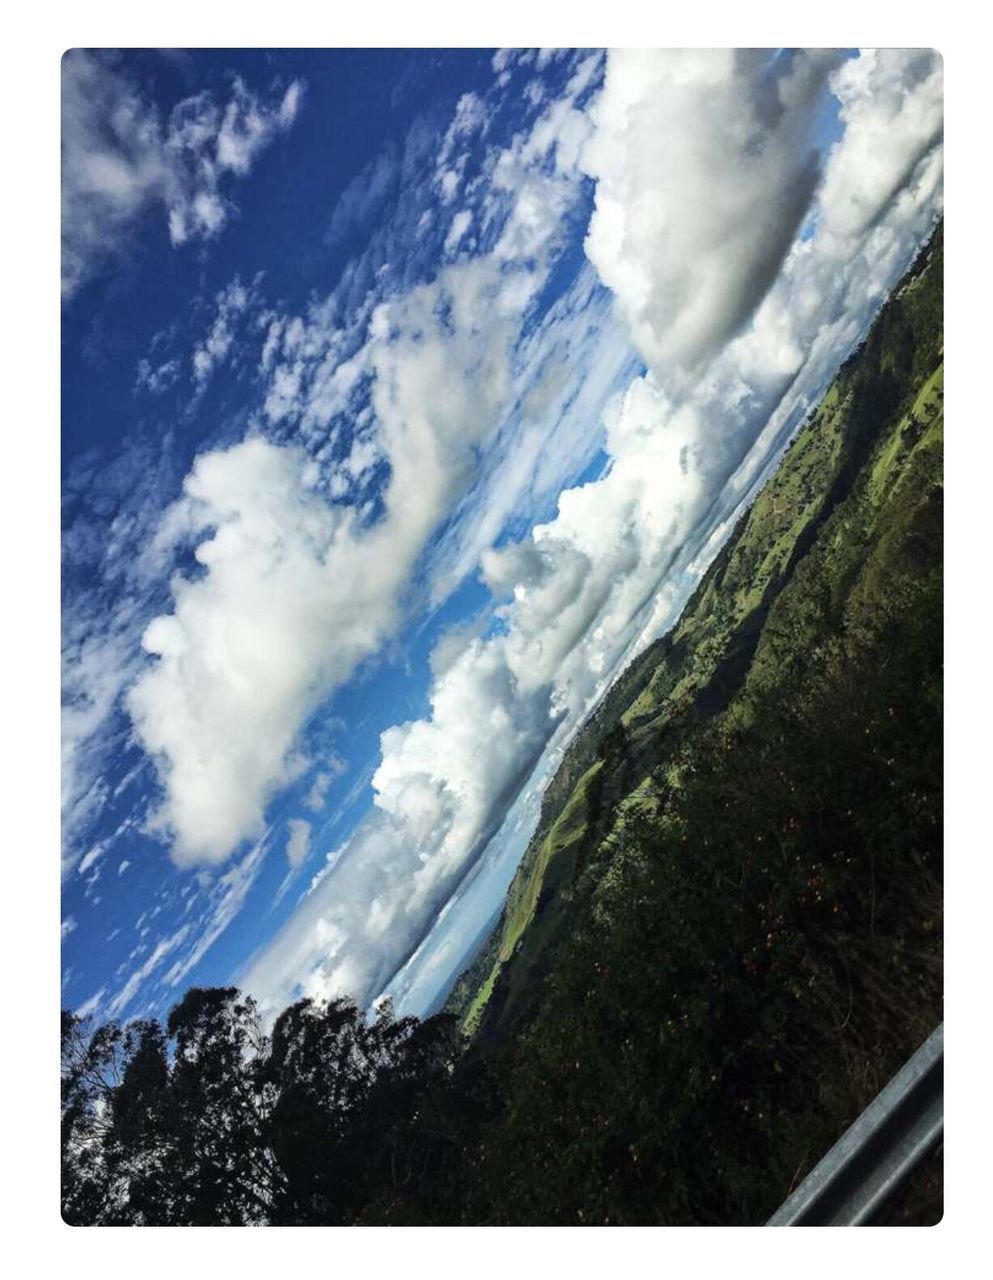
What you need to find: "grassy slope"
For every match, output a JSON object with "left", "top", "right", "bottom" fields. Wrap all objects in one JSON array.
[
  {"left": 427, "top": 228, "right": 942, "bottom": 1225},
  {"left": 449, "top": 226, "right": 943, "bottom": 1051},
  {"left": 448, "top": 229, "right": 942, "bottom": 1049}
]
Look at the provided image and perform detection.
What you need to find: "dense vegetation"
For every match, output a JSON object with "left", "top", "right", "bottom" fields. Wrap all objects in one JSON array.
[
  {"left": 62, "top": 226, "right": 942, "bottom": 1226},
  {"left": 61, "top": 989, "right": 467, "bottom": 1225}
]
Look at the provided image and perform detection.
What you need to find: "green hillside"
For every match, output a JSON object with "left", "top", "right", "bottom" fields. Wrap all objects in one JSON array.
[
  {"left": 422, "top": 226, "right": 944, "bottom": 1225},
  {"left": 448, "top": 225, "right": 943, "bottom": 1057}
]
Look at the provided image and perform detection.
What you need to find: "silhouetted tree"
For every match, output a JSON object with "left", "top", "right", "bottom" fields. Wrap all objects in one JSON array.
[{"left": 61, "top": 987, "right": 464, "bottom": 1225}]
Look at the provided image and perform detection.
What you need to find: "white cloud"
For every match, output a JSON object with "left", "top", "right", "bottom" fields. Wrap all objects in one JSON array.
[
  {"left": 192, "top": 277, "right": 257, "bottom": 388},
  {"left": 285, "top": 819, "right": 312, "bottom": 870},
  {"left": 105, "top": 925, "right": 190, "bottom": 1020},
  {"left": 62, "top": 406, "right": 202, "bottom": 880},
  {"left": 580, "top": 49, "right": 841, "bottom": 385},
  {"left": 435, "top": 92, "right": 487, "bottom": 192},
  {"left": 61, "top": 916, "right": 78, "bottom": 941},
  {"left": 135, "top": 356, "right": 182, "bottom": 396},
  {"left": 819, "top": 49, "right": 943, "bottom": 242},
  {"left": 304, "top": 757, "right": 347, "bottom": 811},
  {"left": 61, "top": 621, "right": 140, "bottom": 877},
  {"left": 76, "top": 842, "right": 106, "bottom": 878},
  {"left": 128, "top": 257, "right": 517, "bottom": 866},
  {"left": 127, "top": 438, "right": 398, "bottom": 865},
  {"left": 305, "top": 845, "right": 345, "bottom": 898},
  {"left": 443, "top": 208, "right": 473, "bottom": 256},
  {"left": 127, "top": 71, "right": 597, "bottom": 869},
  {"left": 63, "top": 53, "right": 597, "bottom": 898},
  {"left": 75, "top": 989, "right": 106, "bottom": 1020},
  {"left": 214, "top": 75, "right": 303, "bottom": 175},
  {"left": 422, "top": 263, "right": 636, "bottom": 604},
  {"left": 61, "top": 51, "right": 303, "bottom": 298}
]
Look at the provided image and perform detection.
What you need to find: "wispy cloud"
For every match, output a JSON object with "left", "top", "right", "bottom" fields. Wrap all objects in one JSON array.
[
  {"left": 105, "top": 924, "right": 191, "bottom": 1020},
  {"left": 160, "top": 834, "right": 271, "bottom": 994},
  {"left": 191, "top": 276, "right": 263, "bottom": 390},
  {"left": 62, "top": 51, "right": 303, "bottom": 298},
  {"left": 285, "top": 819, "right": 312, "bottom": 871},
  {"left": 303, "top": 757, "right": 347, "bottom": 812}
]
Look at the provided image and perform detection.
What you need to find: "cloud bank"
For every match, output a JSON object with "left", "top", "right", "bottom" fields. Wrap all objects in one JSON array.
[{"left": 62, "top": 51, "right": 636, "bottom": 1023}]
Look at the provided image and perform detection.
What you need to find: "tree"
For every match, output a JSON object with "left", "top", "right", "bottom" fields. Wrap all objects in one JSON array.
[
  {"left": 164, "top": 987, "right": 285, "bottom": 1224},
  {"left": 60, "top": 987, "right": 463, "bottom": 1225}
]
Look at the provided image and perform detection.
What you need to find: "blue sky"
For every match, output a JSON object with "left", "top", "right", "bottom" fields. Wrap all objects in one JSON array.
[{"left": 62, "top": 47, "right": 943, "bottom": 1026}]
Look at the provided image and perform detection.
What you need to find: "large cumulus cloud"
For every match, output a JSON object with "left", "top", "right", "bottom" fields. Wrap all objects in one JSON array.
[
  {"left": 580, "top": 49, "right": 842, "bottom": 383},
  {"left": 127, "top": 438, "right": 398, "bottom": 865},
  {"left": 127, "top": 259, "right": 523, "bottom": 866}
]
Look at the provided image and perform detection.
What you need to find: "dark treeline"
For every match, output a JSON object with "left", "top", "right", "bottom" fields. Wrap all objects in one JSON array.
[{"left": 62, "top": 990, "right": 474, "bottom": 1225}]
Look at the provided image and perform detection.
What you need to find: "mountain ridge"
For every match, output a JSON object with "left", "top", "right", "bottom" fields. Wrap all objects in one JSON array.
[{"left": 446, "top": 222, "right": 943, "bottom": 1055}]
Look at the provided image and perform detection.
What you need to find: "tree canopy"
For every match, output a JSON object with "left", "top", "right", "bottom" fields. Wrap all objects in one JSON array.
[{"left": 62, "top": 989, "right": 461, "bottom": 1225}]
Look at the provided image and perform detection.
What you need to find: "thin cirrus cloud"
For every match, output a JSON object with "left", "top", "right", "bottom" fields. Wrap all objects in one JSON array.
[{"left": 61, "top": 50, "right": 303, "bottom": 299}]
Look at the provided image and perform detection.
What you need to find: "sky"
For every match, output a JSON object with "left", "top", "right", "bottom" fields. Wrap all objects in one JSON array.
[{"left": 61, "top": 47, "right": 943, "bottom": 1027}]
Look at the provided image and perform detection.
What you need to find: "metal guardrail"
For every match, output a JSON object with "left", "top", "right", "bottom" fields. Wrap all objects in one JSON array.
[{"left": 767, "top": 1023, "right": 943, "bottom": 1225}]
